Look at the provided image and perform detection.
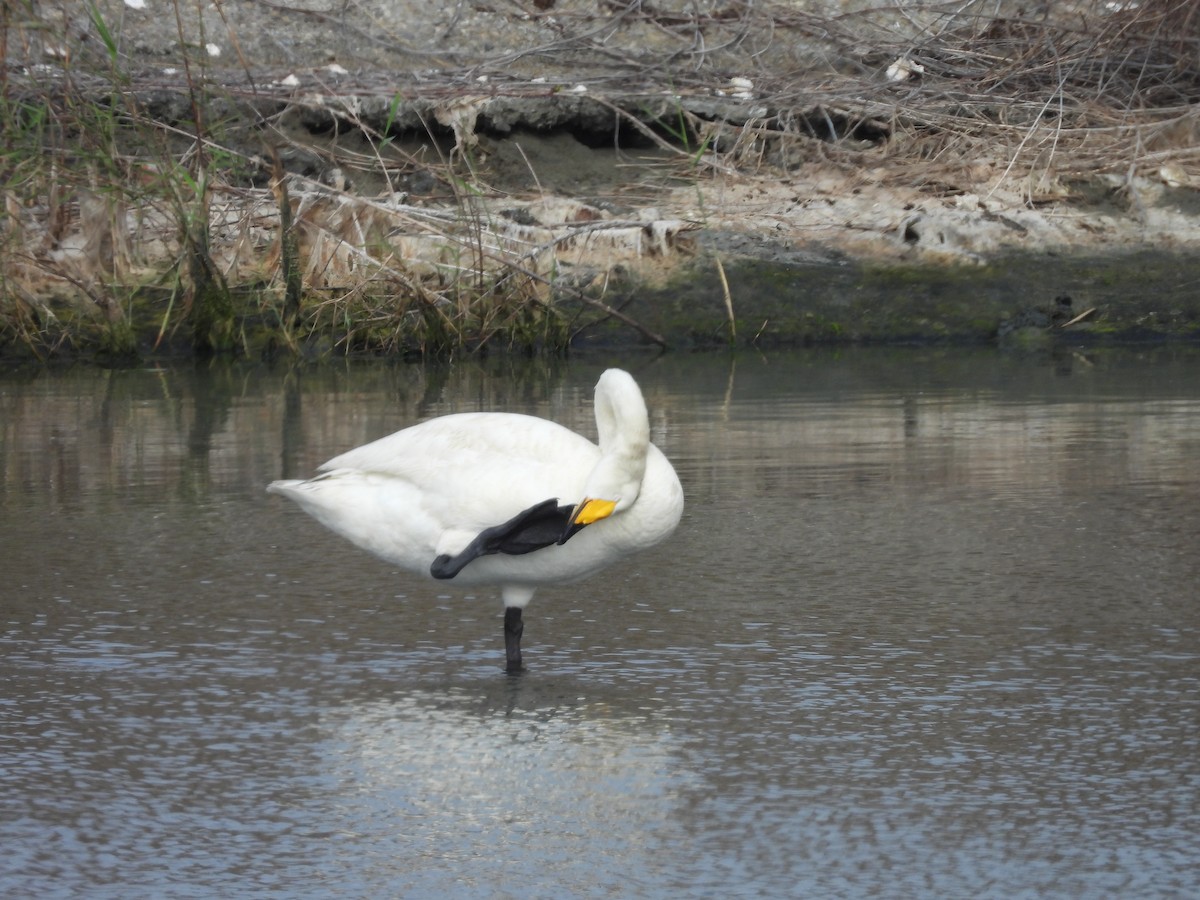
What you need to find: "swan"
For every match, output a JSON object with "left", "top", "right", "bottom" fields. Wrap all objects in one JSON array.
[{"left": 267, "top": 368, "right": 684, "bottom": 672}]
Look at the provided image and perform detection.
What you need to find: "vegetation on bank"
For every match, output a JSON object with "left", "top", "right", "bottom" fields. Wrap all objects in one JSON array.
[
  {"left": 1, "top": 3, "right": 678, "bottom": 362},
  {"left": 1, "top": 1, "right": 1198, "bottom": 362}
]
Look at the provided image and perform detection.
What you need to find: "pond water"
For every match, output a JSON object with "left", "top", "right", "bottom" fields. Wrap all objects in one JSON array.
[{"left": 2, "top": 348, "right": 1198, "bottom": 898}]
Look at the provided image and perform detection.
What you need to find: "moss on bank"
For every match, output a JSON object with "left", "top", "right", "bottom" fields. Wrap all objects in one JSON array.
[
  {"left": 575, "top": 250, "right": 1200, "bottom": 350},
  {"left": 6, "top": 245, "right": 1200, "bottom": 364}
]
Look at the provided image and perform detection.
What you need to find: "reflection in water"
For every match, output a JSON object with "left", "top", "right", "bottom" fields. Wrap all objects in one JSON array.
[
  {"left": 1, "top": 349, "right": 1198, "bottom": 896},
  {"left": 322, "top": 687, "right": 697, "bottom": 895}
]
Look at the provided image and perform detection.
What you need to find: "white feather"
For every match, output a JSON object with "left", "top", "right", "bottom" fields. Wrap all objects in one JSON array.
[{"left": 268, "top": 369, "right": 684, "bottom": 609}]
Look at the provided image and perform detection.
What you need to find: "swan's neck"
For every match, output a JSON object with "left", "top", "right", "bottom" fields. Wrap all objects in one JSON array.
[
  {"left": 587, "top": 370, "right": 651, "bottom": 510},
  {"left": 594, "top": 371, "right": 650, "bottom": 457}
]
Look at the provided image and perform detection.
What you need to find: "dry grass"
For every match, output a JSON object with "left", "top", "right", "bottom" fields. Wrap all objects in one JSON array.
[
  {"left": 549, "top": 0, "right": 1196, "bottom": 203},
  {"left": 461, "top": 0, "right": 1200, "bottom": 187},
  {"left": 840, "top": 0, "right": 1200, "bottom": 186}
]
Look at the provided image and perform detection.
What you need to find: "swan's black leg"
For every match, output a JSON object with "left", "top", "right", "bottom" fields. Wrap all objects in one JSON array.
[{"left": 504, "top": 607, "right": 526, "bottom": 674}]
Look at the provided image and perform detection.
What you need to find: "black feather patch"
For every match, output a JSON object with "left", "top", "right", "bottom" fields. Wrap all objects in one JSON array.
[{"left": 430, "top": 498, "right": 585, "bottom": 580}]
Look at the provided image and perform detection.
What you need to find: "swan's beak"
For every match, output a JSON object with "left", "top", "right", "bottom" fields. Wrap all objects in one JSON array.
[{"left": 558, "top": 497, "right": 616, "bottom": 544}]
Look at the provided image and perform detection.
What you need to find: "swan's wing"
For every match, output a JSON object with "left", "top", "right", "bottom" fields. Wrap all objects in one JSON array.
[
  {"left": 429, "top": 498, "right": 584, "bottom": 579},
  {"left": 321, "top": 413, "right": 595, "bottom": 485},
  {"left": 316, "top": 412, "right": 601, "bottom": 542}
]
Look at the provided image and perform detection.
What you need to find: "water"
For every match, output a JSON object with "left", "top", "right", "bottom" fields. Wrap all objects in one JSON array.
[{"left": 2, "top": 349, "right": 1198, "bottom": 897}]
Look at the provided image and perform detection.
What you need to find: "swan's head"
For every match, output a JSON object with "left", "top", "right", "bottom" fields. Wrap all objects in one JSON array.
[{"left": 558, "top": 369, "right": 651, "bottom": 543}]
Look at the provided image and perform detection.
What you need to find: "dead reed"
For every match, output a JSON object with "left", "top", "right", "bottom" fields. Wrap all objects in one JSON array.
[{"left": 737, "top": 0, "right": 1200, "bottom": 192}]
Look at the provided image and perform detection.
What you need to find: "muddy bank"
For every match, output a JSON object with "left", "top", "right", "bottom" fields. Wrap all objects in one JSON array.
[{"left": 3, "top": 2, "right": 1199, "bottom": 359}]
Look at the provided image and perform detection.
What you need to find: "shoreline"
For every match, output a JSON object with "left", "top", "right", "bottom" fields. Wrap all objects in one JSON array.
[{"left": 3, "top": 1, "right": 1198, "bottom": 360}]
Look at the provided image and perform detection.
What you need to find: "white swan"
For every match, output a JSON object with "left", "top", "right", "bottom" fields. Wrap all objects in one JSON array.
[{"left": 267, "top": 368, "right": 684, "bottom": 672}]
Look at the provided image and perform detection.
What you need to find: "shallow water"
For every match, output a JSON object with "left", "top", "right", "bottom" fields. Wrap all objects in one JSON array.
[{"left": 2, "top": 349, "right": 1199, "bottom": 897}]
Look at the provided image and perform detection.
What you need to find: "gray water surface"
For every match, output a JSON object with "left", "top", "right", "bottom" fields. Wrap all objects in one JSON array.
[{"left": 2, "top": 350, "right": 1198, "bottom": 897}]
